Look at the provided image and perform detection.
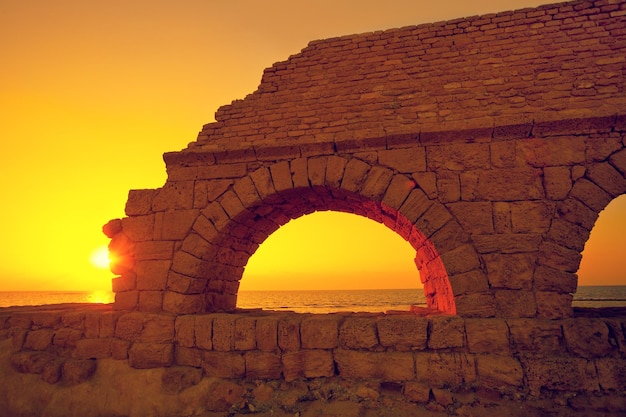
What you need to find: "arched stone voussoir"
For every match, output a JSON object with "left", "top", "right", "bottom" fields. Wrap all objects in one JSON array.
[{"left": 586, "top": 161, "right": 626, "bottom": 198}]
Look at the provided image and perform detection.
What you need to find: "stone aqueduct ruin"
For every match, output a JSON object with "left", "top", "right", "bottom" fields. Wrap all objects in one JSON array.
[
  {"left": 2, "top": 2, "right": 626, "bottom": 415},
  {"left": 105, "top": 0, "right": 626, "bottom": 319}
]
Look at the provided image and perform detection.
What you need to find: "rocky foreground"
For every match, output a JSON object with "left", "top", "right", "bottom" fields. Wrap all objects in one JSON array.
[{"left": 0, "top": 303, "right": 625, "bottom": 416}]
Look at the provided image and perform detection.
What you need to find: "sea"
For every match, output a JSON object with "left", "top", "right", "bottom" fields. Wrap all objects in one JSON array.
[{"left": 0, "top": 286, "right": 625, "bottom": 313}]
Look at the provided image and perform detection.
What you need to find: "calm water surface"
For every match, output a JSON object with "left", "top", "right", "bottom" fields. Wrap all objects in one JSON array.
[{"left": 0, "top": 286, "right": 624, "bottom": 312}]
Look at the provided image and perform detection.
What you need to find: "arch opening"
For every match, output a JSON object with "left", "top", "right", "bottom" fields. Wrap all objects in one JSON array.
[
  {"left": 236, "top": 210, "right": 424, "bottom": 313},
  {"left": 201, "top": 186, "right": 456, "bottom": 314},
  {"left": 575, "top": 194, "right": 626, "bottom": 308}
]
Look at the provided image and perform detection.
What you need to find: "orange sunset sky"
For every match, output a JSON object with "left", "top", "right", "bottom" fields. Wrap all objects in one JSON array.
[{"left": 0, "top": 0, "right": 624, "bottom": 293}]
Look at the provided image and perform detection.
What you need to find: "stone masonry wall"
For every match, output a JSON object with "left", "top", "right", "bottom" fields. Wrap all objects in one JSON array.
[
  {"left": 103, "top": 0, "right": 626, "bottom": 318},
  {"left": 1, "top": 305, "right": 625, "bottom": 416}
]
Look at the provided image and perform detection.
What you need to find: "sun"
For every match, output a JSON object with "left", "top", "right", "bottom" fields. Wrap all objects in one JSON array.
[{"left": 90, "top": 246, "right": 111, "bottom": 269}]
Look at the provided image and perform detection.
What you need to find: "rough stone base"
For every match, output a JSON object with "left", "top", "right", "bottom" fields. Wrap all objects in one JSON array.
[{"left": 1, "top": 338, "right": 624, "bottom": 417}]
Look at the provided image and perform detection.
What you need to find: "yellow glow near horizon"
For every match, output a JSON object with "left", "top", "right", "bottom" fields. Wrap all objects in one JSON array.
[
  {"left": 241, "top": 211, "right": 421, "bottom": 291},
  {"left": 1, "top": 0, "right": 622, "bottom": 292}
]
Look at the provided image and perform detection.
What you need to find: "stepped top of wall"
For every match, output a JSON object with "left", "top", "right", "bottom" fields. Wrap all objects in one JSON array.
[{"left": 180, "top": 0, "right": 625, "bottom": 157}]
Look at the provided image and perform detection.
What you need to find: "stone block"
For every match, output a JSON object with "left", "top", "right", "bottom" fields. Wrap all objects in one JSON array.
[
  {"left": 536, "top": 292, "right": 573, "bottom": 319},
  {"left": 403, "top": 382, "right": 431, "bottom": 403},
  {"left": 595, "top": 357, "right": 626, "bottom": 391},
  {"left": 483, "top": 253, "right": 535, "bottom": 290},
  {"left": 361, "top": 166, "right": 394, "bottom": 201},
  {"left": 609, "top": 148, "right": 626, "bottom": 176},
  {"left": 447, "top": 270, "right": 490, "bottom": 296},
  {"left": 174, "top": 346, "right": 202, "bottom": 368},
  {"left": 473, "top": 168, "right": 544, "bottom": 201},
  {"left": 521, "top": 355, "right": 599, "bottom": 395},
  {"left": 121, "top": 215, "right": 155, "bottom": 242},
  {"left": 212, "top": 314, "right": 236, "bottom": 351},
  {"left": 453, "top": 292, "right": 497, "bottom": 318},
  {"left": 570, "top": 178, "right": 612, "bottom": 212},
  {"left": 278, "top": 316, "right": 301, "bottom": 352},
  {"left": 494, "top": 290, "right": 537, "bottom": 318},
  {"left": 587, "top": 162, "right": 626, "bottom": 197},
  {"left": 166, "top": 271, "right": 207, "bottom": 294},
  {"left": 340, "top": 158, "right": 370, "bottom": 192},
  {"left": 436, "top": 170, "right": 461, "bottom": 203},
  {"left": 510, "top": 201, "right": 555, "bottom": 233},
  {"left": 301, "top": 316, "right": 339, "bottom": 349},
  {"left": 516, "top": 136, "right": 586, "bottom": 167},
  {"left": 162, "top": 291, "right": 205, "bottom": 314},
  {"left": 269, "top": 160, "right": 293, "bottom": 192},
  {"left": 473, "top": 233, "right": 542, "bottom": 255},
  {"left": 466, "top": 319, "right": 510, "bottom": 353},
  {"left": 138, "top": 291, "right": 164, "bottom": 313},
  {"left": 334, "top": 349, "right": 415, "bottom": 381},
  {"left": 158, "top": 209, "right": 199, "bottom": 240},
  {"left": 128, "top": 342, "right": 173, "bottom": 369},
  {"left": 308, "top": 156, "right": 328, "bottom": 186},
  {"left": 125, "top": 189, "right": 156, "bottom": 216},
  {"left": 428, "top": 316, "right": 465, "bottom": 349},
  {"left": 547, "top": 218, "right": 590, "bottom": 252},
  {"left": 23, "top": 329, "right": 54, "bottom": 351},
  {"left": 52, "top": 328, "right": 82, "bottom": 349},
  {"left": 282, "top": 350, "right": 334, "bottom": 381},
  {"left": 174, "top": 315, "right": 195, "bottom": 348},
  {"left": 563, "top": 318, "right": 614, "bottom": 358},
  {"left": 255, "top": 316, "right": 278, "bottom": 352},
  {"left": 508, "top": 319, "right": 563, "bottom": 353},
  {"left": 135, "top": 260, "right": 170, "bottom": 290},
  {"left": 235, "top": 316, "right": 256, "bottom": 351},
  {"left": 73, "top": 338, "right": 112, "bottom": 359},
  {"left": 475, "top": 355, "right": 523, "bottom": 391},
  {"left": 152, "top": 181, "right": 194, "bottom": 211},
  {"left": 245, "top": 351, "right": 282, "bottom": 379},
  {"left": 339, "top": 317, "right": 378, "bottom": 349},
  {"left": 427, "top": 142, "right": 490, "bottom": 171},
  {"left": 415, "top": 352, "right": 476, "bottom": 388},
  {"left": 377, "top": 315, "right": 428, "bottom": 351},
  {"left": 543, "top": 166, "right": 572, "bottom": 200},
  {"left": 537, "top": 241, "right": 582, "bottom": 273},
  {"left": 202, "top": 351, "right": 245, "bottom": 378},
  {"left": 112, "top": 275, "right": 136, "bottom": 293},
  {"left": 111, "top": 339, "right": 130, "bottom": 360},
  {"left": 379, "top": 147, "right": 426, "bottom": 173},
  {"left": 113, "top": 291, "right": 139, "bottom": 310},
  {"left": 325, "top": 155, "right": 347, "bottom": 188},
  {"left": 382, "top": 174, "right": 414, "bottom": 210},
  {"left": 448, "top": 202, "right": 493, "bottom": 235},
  {"left": 140, "top": 314, "right": 175, "bottom": 343},
  {"left": 438, "top": 244, "right": 480, "bottom": 276}
]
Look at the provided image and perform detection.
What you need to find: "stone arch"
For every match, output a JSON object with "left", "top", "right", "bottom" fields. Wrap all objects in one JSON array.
[
  {"left": 538, "top": 148, "right": 626, "bottom": 318},
  {"left": 166, "top": 156, "right": 494, "bottom": 317}
]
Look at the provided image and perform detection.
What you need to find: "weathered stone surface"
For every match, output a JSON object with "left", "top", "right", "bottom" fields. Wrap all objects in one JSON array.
[
  {"left": 334, "top": 349, "right": 415, "bottom": 381},
  {"left": 415, "top": 352, "right": 476, "bottom": 388},
  {"left": 562, "top": 319, "right": 614, "bottom": 359},
  {"left": 377, "top": 315, "right": 428, "bottom": 351},
  {"left": 202, "top": 351, "right": 245, "bottom": 378},
  {"left": 339, "top": 317, "right": 378, "bottom": 349},
  {"left": 427, "top": 316, "right": 465, "bottom": 349},
  {"left": 128, "top": 342, "right": 173, "bottom": 368},
  {"left": 475, "top": 355, "right": 523, "bottom": 391},
  {"left": 300, "top": 316, "right": 339, "bottom": 349},
  {"left": 466, "top": 319, "right": 510, "bottom": 353}
]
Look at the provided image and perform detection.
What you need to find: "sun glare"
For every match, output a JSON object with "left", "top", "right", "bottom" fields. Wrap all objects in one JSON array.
[{"left": 90, "top": 246, "right": 111, "bottom": 269}]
